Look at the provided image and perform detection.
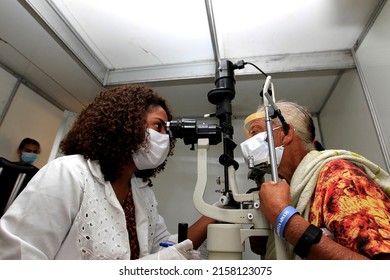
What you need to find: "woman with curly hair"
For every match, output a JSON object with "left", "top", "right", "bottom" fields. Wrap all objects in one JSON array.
[{"left": 0, "top": 85, "right": 214, "bottom": 260}]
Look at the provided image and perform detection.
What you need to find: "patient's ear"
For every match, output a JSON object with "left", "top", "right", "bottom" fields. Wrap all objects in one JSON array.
[{"left": 282, "top": 124, "right": 294, "bottom": 145}]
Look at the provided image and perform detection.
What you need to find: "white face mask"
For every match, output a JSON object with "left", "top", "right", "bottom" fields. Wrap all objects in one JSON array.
[
  {"left": 132, "top": 128, "right": 170, "bottom": 170},
  {"left": 240, "top": 131, "right": 284, "bottom": 167},
  {"left": 275, "top": 145, "right": 284, "bottom": 166}
]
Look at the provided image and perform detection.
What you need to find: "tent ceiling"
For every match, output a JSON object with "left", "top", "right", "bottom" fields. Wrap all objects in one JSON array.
[{"left": 0, "top": 0, "right": 386, "bottom": 117}]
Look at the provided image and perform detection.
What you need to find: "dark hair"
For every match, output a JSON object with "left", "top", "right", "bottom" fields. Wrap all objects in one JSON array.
[
  {"left": 313, "top": 140, "right": 325, "bottom": 151},
  {"left": 60, "top": 85, "right": 175, "bottom": 183},
  {"left": 18, "top": 138, "right": 40, "bottom": 151}
]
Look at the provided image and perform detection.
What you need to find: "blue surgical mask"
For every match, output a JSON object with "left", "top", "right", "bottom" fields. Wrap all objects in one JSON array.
[{"left": 21, "top": 152, "right": 38, "bottom": 164}]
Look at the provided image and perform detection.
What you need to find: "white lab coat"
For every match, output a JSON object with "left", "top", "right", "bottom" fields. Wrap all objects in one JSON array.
[{"left": 0, "top": 155, "right": 177, "bottom": 259}]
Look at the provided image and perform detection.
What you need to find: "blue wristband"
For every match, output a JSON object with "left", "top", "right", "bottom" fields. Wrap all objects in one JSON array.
[{"left": 274, "top": 206, "right": 299, "bottom": 239}]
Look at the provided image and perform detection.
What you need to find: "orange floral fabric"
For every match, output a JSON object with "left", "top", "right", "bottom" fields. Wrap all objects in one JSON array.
[{"left": 309, "top": 159, "right": 390, "bottom": 258}]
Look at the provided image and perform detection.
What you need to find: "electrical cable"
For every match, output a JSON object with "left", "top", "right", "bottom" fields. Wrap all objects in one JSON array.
[{"left": 243, "top": 61, "right": 268, "bottom": 78}]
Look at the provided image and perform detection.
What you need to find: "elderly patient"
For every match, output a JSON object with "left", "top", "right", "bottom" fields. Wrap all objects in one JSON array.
[{"left": 242, "top": 101, "right": 390, "bottom": 260}]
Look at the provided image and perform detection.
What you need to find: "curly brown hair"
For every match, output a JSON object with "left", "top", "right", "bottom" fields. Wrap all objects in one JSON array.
[{"left": 60, "top": 84, "right": 175, "bottom": 184}]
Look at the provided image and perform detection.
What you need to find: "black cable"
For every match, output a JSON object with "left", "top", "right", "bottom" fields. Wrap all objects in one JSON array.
[
  {"left": 243, "top": 61, "right": 268, "bottom": 78},
  {"left": 242, "top": 60, "right": 290, "bottom": 134}
]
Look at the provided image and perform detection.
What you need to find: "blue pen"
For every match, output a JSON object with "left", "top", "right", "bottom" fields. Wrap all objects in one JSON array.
[{"left": 159, "top": 242, "right": 175, "bottom": 247}]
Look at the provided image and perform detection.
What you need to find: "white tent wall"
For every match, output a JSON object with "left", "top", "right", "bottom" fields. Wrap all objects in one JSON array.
[
  {"left": 320, "top": 1, "right": 390, "bottom": 172},
  {"left": 320, "top": 69, "right": 386, "bottom": 169},
  {"left": 0, "top": 66, "right": 63, "bottom": 168},
  {"left": 356, "top": 1, "right": 390, "bottom": 171}
]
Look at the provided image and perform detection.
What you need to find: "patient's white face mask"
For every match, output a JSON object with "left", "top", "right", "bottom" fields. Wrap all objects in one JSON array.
[
  {"left": 132, "top": 128, "right": 170, "bottom": 170},
  {"left": 240, "top": 131, "right": 284, "bottom": 167}
]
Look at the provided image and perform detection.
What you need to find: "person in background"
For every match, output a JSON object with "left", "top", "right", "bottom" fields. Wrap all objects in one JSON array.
[
  {"left": 242, "top": 100, "right": 390, "bottom": 259},
  {"left": 0, "top": 85, "right": 214, "bottom": 260},
  {"left": 0, "top": 138, "right": 40, "bottom": 216},
  {"left": 15, "top": 137, "right": 41, "bottom": 168}
]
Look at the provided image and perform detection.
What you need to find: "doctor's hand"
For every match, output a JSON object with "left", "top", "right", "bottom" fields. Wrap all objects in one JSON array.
[
  {"left": 258, "top": 180, "right": 291, "bottom": 227},
  {"left": 139, "top": 239, "right": 201, "bottom": 260}
]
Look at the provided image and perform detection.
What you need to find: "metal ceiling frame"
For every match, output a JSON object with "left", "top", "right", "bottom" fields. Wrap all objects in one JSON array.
[
  {"left": 24, "top": 0, "right": 388, "bottom": 87},
  {"left": 352, "top": 48, "right": 390, "bottom": 172},
  {"left": 353, "top": 0, "right": 390, "bottom": 171},
  {"left": 354, "top": 0, "right": 388, "bottom": 51},
  {"left": 24, "top": 0, "right": 107, "bottom": 83},
  {"left": 0, "top": 61, "right": 66, "bottom": 112}
]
